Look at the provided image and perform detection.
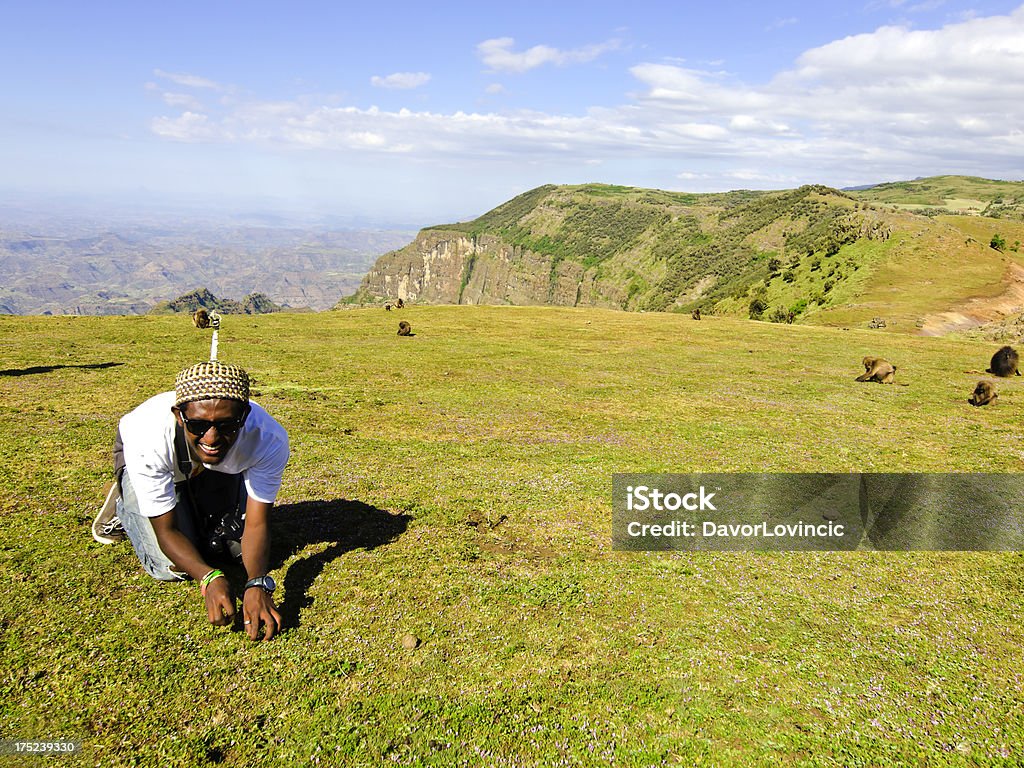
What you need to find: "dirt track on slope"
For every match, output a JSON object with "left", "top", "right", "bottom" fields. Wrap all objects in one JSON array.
[{"left": 918, "top": 262, "right": 1024, "bottom": 336}]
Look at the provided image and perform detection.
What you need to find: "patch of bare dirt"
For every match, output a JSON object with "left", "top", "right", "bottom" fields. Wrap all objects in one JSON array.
[{"left": 918, "top": 262, "right": 1024, "bottom": 336}]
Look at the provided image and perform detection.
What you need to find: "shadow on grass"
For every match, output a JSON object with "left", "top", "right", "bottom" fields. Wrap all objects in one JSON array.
[
  {"left": 0, "top": 361, "right": 124, "bottom": 376},
  {"left": 268, "top": 499, "right": 410, "bottom": 628}
]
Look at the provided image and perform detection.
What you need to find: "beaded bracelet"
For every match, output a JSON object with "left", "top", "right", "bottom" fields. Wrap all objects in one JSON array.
[{"left": 200, "top": 569, "right": 226, "bottom": 597}]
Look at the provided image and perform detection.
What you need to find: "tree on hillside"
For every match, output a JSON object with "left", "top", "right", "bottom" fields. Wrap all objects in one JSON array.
[
  {"left": 991, "top": 233, "right": 1006, "bottom": 251},
  {"left": 749, "top": 297, "right": 767, "bottom": 320}
]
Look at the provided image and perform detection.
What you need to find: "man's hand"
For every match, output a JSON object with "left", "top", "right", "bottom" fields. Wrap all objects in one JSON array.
[
  {"left": 204, "top": 577, "right": 236, "bottom": 627},
  {"left": 242, "top": 586, "right": 282, "bottom": 641}
]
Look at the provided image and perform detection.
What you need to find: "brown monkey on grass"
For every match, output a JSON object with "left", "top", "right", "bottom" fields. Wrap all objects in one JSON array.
[
  {"left": 691, "top": 308, "right": 701, "bottom": 320},
  {"left": 968, "top": 380, "right": 997, "bottom": 406},
  {"left": 396, "top": 298, "right": 405, "bottom": 309},
  {"left": 397, "top": 321, "right": 413, "bottom": 336},
  {"left": 856, "top": 356, "right": 896, "bottom": 384},
  {"left": 193, "top": 308, "right": 211, "bottom": 329},
  {"left": 857, "top": 356, "right": 883, "bottom": 377},
  {"left": 986, "top": 346, "right": 1020, "bottom": 377}
]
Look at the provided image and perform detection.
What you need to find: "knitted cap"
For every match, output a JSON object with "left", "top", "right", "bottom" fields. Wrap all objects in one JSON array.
[{"left": 174, "top": 361, "right": 250, "bottom": 407}]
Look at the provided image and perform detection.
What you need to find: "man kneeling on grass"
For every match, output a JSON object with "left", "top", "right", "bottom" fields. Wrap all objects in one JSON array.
[{"left": 93, "top": 361, "right": 290, "bottom": 641}]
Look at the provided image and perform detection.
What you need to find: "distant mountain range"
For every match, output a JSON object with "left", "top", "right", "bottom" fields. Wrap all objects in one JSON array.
[
  {"left": 349, "top": 175, "right": 1024, "bottom": 333},
  {"left": 0, "top": 217, "right": 415, "bottom": 315}
]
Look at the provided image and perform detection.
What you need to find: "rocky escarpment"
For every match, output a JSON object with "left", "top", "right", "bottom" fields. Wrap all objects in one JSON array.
[{"left": 355, "top": 230, "right": 624, "bottom": 308}]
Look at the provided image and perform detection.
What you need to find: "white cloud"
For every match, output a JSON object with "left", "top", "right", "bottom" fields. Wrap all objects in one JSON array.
[
  {"left": 151, "top": 112, "right": 221, "bottom": 141},
  {"left": 161, "top": 92, "right": 203, "bottom": 110},
  {"left": 729, "top": 115, "right": 791, "bottom": 134},
  {"left": 628, "top": 7, "right": 1024, "bottom": 176},
  {"left": 766, "top": 17, "right": 798, "bottom": 31},
  {"left": 630, "top": 64, "right": 772, "bottom": 112},
  {"left": 476, "top": 37, "right": 621, "bottom": 73},
  {"left": 792, "top": 12, "right": 1024, "bottom": 83},
  {"left": 153, "top": 69, "right": 222, "bottom": 90},
  {"left": 485, "top": 83, "right": 505, "bottom": 95},
  {"left": 148, "top": 8, "right": 1024, "bottom": 188},
  {"left": 370, "top": 72, "right": 432, "bottom": 89},
  {"left": 723, "top": 169, "right": 802, "bottom": 184},
  {"left": 866, "top": 0, "right": 946, "bottom": 11},
  {"left": 908, "top": 1, "right": 946, "bottom": 12}
]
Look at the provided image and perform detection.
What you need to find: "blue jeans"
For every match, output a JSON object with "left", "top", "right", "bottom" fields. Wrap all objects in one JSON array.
[{"left": 118, "top": 469, "right": 247, "bottom": 581}]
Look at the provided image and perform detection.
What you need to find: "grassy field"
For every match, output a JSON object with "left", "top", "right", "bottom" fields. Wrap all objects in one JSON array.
[
  {"left": 808, "top": 222, "right": 1017, "bottom": 331},
  {"left": 851, "top": 176, "right": 1024, "bottom": 214},
  {"left": 2, "top": 306, "right": 1023, "bottom": 766}
]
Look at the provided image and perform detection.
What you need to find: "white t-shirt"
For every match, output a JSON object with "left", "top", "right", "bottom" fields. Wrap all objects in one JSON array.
[{"left": 119, "top": 391, "right": 290, "bottom": 518}]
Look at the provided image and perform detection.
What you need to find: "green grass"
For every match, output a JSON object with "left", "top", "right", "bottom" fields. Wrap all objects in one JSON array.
[
  {"left": 2, "top": 307, "right": 1023, "bottom": 766},
  {"left": 852, "top": 176, "right": 1024, "bottom": 220},
  {"left": 852, "top": 176, "right": 1024, "bottom": 205},
  {"left": 939, "top": 216, "right": 1024, "bottom": 259}
]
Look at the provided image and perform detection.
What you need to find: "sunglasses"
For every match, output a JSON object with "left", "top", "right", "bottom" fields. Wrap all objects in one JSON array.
[{"left": 179, "top": 408, "right": 249, "bottom": 437}]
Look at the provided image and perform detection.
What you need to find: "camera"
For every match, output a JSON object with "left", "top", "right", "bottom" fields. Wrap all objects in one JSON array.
[{"left": 206, "top": 514, "right": 244, "bottom": 561}]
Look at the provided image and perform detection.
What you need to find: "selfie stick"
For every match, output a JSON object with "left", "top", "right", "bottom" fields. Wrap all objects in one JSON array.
[{"left": 209, "top": 312, "right": 222, "bottom": 361}]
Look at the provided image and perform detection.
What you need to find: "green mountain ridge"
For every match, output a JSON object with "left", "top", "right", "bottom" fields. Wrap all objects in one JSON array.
[
  {"left": 349, "top": 176, "right": 1024, "bottom": 331},
  {"left": 849, "top": 175, "right": 1024, "bottom": 218}
]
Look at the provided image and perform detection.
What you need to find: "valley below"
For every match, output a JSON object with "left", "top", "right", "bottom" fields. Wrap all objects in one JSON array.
[{"left": 0, "top": 210, "right": 414, "bottom": 315}]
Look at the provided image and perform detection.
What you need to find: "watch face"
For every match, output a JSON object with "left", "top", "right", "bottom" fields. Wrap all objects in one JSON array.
[{"left": 247, "top": 575, "right": 276, "bottom": 593}]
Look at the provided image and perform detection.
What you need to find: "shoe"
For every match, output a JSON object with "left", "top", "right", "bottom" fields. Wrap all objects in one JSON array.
[{"left": 92, "top": 482, "right": 127, "bottom": 544}]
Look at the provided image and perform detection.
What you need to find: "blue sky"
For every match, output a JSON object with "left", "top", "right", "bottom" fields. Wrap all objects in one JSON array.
[{"left": 3, "top": 1, "right": 1023, "bottom": 226}]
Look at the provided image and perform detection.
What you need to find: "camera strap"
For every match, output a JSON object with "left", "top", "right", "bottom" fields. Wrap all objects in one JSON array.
[
  {"left": 173, "top": 423, "right": 193, "bottom": 478},
  {"left": 174, "top": 423, "right": 221, "bottom": 540}
]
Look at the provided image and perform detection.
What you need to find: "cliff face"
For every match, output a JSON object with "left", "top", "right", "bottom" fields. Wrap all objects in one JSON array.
[
  {"left": 360, "top": 231, "right": 468, "bottom": 303},
  {"left": 358, "top": 231, "right": 621, "bottom": 308}
]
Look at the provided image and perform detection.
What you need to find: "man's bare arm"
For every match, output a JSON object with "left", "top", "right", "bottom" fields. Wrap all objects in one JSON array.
[
  {"left": 150, "top": 508, "right": 235, "bottom": 627},
  {"left": 240, "top": 498, "right": 282, "bottom": 640}
]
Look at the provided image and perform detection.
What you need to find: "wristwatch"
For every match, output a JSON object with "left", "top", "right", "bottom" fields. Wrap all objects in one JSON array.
[{"left": 244, "top": 575, "right": 276, "bottom": 594}]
